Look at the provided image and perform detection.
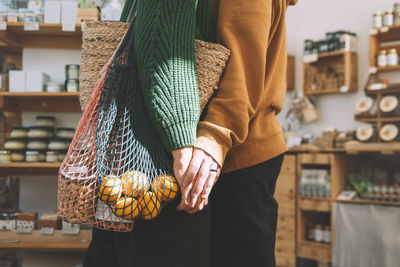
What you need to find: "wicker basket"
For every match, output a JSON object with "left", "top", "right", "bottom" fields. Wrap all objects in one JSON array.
[{"left": 79, "top": 21, "right": 230, "bottom": 112}]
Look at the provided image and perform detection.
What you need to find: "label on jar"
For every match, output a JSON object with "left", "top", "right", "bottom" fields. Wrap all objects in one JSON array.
[
  {"left": 0, "top": 22, "right": 6, "bottom": 30},
  {"left": 303, "top": 54, "right": 318, "bottom": 63},
  {"left": 387, "top": 53, "right": 399, "bottom": 66},
  {"left": 16, "top": 221, "right": 34, "bottom": 233},
  {"left": 67, "top": 85, "right": 78, "bottom": 92},
  {"left": 40, "top": 227, "right": 55, "bottom": 235},
  {"left": 24, "top": 22, "right": 39, "bottom": 31},
  {"left": 378, "top": 54, "right": 387, "bottom": 67}
]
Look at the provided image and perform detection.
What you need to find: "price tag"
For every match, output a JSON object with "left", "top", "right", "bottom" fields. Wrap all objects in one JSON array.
[
  {"left": 369, "top": 67, "right": 377, "bottom": 74},
  {"left": 380, "top": 27, "right": 389, "bottom": 33},
  {"left": 62, "top": 23, "right": 76, "bottom": 32},
  {"left": 340, "top": 85, "right": 349, "bottom": 93},
  {"left": 303, "top": 54, "right": 318, "bottom": 63},
  {"left": 24, "top": 22, "right": 39, "bottom": 31},
  {"left": 0, "top": 22, "right": 6, "bottom": 30},
  {"left": 369, "top": 28, "right": 378, "bottom": 35}
]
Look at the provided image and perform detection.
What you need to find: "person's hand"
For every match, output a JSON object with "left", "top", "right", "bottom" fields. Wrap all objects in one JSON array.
[
  {"left": 171, "top": 146, "right": 193, "bottom": 209},
  {"left": 176, "top": 148, "right": 221, "bottom": 213}
]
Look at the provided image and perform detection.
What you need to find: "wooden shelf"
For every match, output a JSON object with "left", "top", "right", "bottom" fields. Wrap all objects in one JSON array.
[
  {"left": 345, "top": 142, "right": 400, "bottom": 154},
  {"left": 0, "top": 162, "right": 61, "bottom": 176},
  {"left": 304, "top": 88, "right": 354, "bottom": 96},
  {"left": 377, "top": 65, "right": 400, "bottom": 72},
  {"left": 0, "top": 92, "right": 81, "bottom": 112},
  {"left": 0, "top": 23, "right": 82, "bottom": 52},
  {"left": 0, "top": 230, "right": 91, "bottom": 251},
  {"left": 366, "top": 87, "right": 400, "bottom": 96},
  {"left": 316, "top": 50, "right": 349, "bottom": 59},
  {"left": 375, "top": 25, "right": 400, "bottom": 42},
  {"left": 297, "top": 240, "right": 331, "bottom": 262},
  {"left": 355, "top": 115, "right": 400, "bottom": 123},
  {"left": 335, "top": 198, "right": 400, "bottom": 206},
  {"left": 299, "top": 197, "right": 331, "bottom": 212}
]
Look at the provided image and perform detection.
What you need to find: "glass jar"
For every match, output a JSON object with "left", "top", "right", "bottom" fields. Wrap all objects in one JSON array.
[
  {"left": 356, "top": 96, "right": 377, "bottom": 116},
  {"left": 4, "top": 138, "right": 27, "bottom": 150},
  {"left": 307, "top": 223, "right": 315, "bottom": 241},
  {"left": 46, "top": 151, "right": 59, "bottom": 163},
  {"left": 356, "top": 125, "right": 375, "bottom": 142},
  {"left": 373, "top": 11, "right": 383, "bottom": 28},
  {"left": 317, "top": 40, "right": 329, "bottom": 54},
  {"left": 0, "top": 151, "right": 11, "bottom": 163},
  {"left": 25, "top": 151, "right": 39, "bottom": 162},
  {"left": 379, "top": 95, "right": 399, "bottom": 116},
  {"left": 10, "top": 152, "right": 24, "bottom": 162},
  {"left": 314, "top": 224, "right": 324, "bottom": 242},
  {"left": 66, "top": 65, "right": 80, "bottom": 80},
  {"left": 10, "top": 127, "right": 29, "bottom": 138},
  {"left": 379, "top": 124, "right": 399, "bottom": 142},
  {"left": 66, "top": 79, "right": 79, "bottom": 92},
  {"left": 7, "top": 10, "right": 18, "bottom": 23},
  {"left": 395, "top": 2, "right": 400, "bottom": 25},
  {"left": 46, "top": 82, "right": 64, "bottom": 92},
  {"left": 304, "top": 39, "right": 314, "bottom": 55},
  {"left": 28, "top": 127, "right": 53, "bottom": 138},
  {"left": 48, "top": 139, "right": 70, "bottom": 150},
  {"left": 377, "top": 50, "right": 388, "bottom": 67},
  {"left": 38, "top": 151, "right": 46, "bottom": 162},
  {"left": 36, "top": 116, "right": 56, "bottom": 127},
  {"left": 384, "top": 10, "right": 394, "bottom": 26},
  {"left": 387, "top": 49, "right": 399, "bottom": 66},
  {"left": 0, "top": 11, "right": 7, "bottom": 22},
  {"left": 24, "top": 12, "right": 36, "bottom": 22},
  {"left": 55, "top": 128, "right": 75, "bottom": 139},
  {"left": 27, "top": 140, "right": 48, "bottom": 150},
  {"left": 323, "top": 225, "right": 331, "bottom": 243},
  {"left": 17, "top": 8, "right": 30, "bottom": 22}
]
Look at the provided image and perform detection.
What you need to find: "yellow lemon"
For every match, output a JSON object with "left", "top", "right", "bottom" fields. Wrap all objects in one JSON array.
[
  {"left": 97, "top": 175, "right": 122, "bottom": 204},
  {"left": 121, "top": 170, "right": 150, "bottom": 198},
  {"left": 139, "top": 192, "right": 162, "bottom": 220},
  {"left": 151, "top": 174, "right": 179, "bottom": 202},
  {"left": 111, "top": 197, "right": 141, "bottom": 220}
]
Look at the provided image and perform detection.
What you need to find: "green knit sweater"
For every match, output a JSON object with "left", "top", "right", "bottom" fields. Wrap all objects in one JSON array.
[{"left": 133, "top": 0, "right": 216, "bottom": 152}]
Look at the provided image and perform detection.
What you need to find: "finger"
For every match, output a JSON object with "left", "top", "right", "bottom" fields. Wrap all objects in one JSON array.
[
  {"left": 176, "top": 181, "right": 193, "bottom": 211},
  {"left": 190, "top": 158, "right": 212, "bottom": 208},
  {"left": 187, "top": 197, "right": 207, "bottom": 214},
  {"left": 182, "top": 152, "right": 202, "bottom": 189},
  {"left": 213, "top": 166, "right": 222, "bottom": 186},
  {"left": 201, "top": 165, "right": 218, "bottom": 201}
]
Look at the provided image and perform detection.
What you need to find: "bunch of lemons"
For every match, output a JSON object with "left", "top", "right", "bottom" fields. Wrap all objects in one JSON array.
[{"left": 97, "top": 171, "right": 178, "bottom": 220}]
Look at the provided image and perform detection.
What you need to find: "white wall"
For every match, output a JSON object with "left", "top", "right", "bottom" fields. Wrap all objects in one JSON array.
[{"left": 279, "top": 0, "right": 397, "bottom": 136}]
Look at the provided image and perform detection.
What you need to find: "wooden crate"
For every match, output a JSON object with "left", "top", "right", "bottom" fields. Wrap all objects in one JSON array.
[{"left": 275, "top": 155, "right": 297, "bottom": 267}]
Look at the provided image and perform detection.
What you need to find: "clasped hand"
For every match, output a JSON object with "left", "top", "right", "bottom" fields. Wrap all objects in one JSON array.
[{"left": 171, "top": 147, "right": 221, "bottom": 214}]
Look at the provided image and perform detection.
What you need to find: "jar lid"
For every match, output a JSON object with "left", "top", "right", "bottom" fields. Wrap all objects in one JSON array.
[
  {"left": 356, "top": 97, "right": 374, "bottom": 113},
  {"left": 0, "top": 150, "right": 10, "bottom": 155},
  {"left": 47, "top": 151, "right": 59, "bottom": 155},
  {"left": 379, "top": 49, "right": 388, "bottom": 55},
  {"left": 389, "top": 48, "right": 398, "bottom": 54},
  {"left": 379, "top": 95, "right": 399, "bottom": 112},
  {"left": 56, "top": 127, "right": 75, "bottom": 132},
  {"left": 379, "top": 124, "right": 399, "bottom": 141},
  {"left": 26, "top": 151, "right": 39, "bottom": 155},
  {"left": 11, "top": 127, "right": 29, "bottom": 131},
  {"left": 374, "top": 11, "right": 383, "bottom": 16},
  {"left": 356, "top": 125, "right": 374, "bottom": 141},
  {"left": 28, "top": 126, "right": 54, "bottom": 131},
  {"left": 384, "top": 10, "right": 394, "bottom": 14},
  {"left": 36, "top": 116, "right": 55, "bottom": 121},
  {"left": 66, "top": 64, "right": 80, "bottom": 69}
]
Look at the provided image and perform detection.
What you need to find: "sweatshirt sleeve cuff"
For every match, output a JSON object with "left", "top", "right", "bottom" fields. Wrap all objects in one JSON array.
[
  {"left": 160, "top": 121, "right": 197, "bottom": 152},
  {"left": 195, "top": 124, "right": 232, "bottom": 168}
]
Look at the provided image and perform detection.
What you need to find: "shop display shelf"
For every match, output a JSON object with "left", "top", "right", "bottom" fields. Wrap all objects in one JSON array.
[
  {"left": 0, "top": 230, "right": 91, "bottom": 251},
  {"left": 297, "top": 240, "right": 331, "bottom": 263},
  {"left": 0, "top": 23, "right": 82, "bottom": 52},
  {"left": 344, "top": 142, "right": 400, "bottom": 154},
  {"left": 299, "top": 197, "right": 331, "bottom": 212},
  {"left": 374, "top": 25, "right": 400, "bottom": 42},
  {"left": 300, "top": 153, "right": 331, "bottom": 165},
  {"left": 0, "top": 162, "right": 61, "bottom": 176},
  {"left": 376, "top": 65, "right": 400, "bottom": 72},
  {"left": 365, "top": 87, "right": 400, "bottom": 96},
  {"left": 335, "top": 198, "right": 400, "bottom": 207},
  {"left": 0, "top": 92, "right": 81, "bottom": 112},
  {"left": 354, "top": 115, "right": 400, "bottom": 123}
]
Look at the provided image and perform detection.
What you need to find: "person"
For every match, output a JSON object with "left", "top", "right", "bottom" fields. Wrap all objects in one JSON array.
[{"left": 84, "top": 0, "right": 297, "bottom": 266}]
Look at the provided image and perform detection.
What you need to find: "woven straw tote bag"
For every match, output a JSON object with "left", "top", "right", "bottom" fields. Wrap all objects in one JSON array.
[{"left": 79, "top": 21, "right": 231, "bottom": 112}]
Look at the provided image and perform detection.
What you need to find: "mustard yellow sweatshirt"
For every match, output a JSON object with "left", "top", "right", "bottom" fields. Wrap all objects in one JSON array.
[{"left": 196, "top": 0, "right": 297, "bottom": 173}]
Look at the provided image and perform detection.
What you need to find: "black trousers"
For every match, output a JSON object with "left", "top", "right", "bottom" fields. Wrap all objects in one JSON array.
[{"left": 84, "top": 154, "right": 283, "bottom": 267}]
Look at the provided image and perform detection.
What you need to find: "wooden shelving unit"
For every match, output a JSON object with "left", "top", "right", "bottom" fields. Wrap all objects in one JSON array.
[
  {"left": 365, "top": 87, "right": 400, "bottom": 96},
  {"left": 335, "top": 198, "right": 400, "bottom": 206},
  {"left": 0, "top": 230, "right": 91, "bottom": 251},
  {"left": 298, "top": 240, "right": 331, "bottom": 263},
  {"left": 299, "top": 197, "right": 331, "bottom": 212},
  {"left": 302, "top": 51, "right": 358, "bottom": 95},
  {"left": 0, "top": 92, "right": 81, "bottom": 112},
  {"left": 355, "top": 115, "right": 400, "bottom": 123},
  {"left": 0, "top": 162, "right": 61, "bottom": 176},
  {"left": 0, "top": 23, "right": 82, "bottom": 53}
]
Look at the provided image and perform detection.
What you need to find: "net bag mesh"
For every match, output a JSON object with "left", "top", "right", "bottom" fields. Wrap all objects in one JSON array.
[{"left": 58, "top": 21, "right": 177, "bottom": 232}]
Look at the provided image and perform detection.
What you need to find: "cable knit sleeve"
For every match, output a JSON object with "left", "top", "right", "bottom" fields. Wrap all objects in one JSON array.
[{"left": 134, "top": 0, "right": 199, "bottom": 152}]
